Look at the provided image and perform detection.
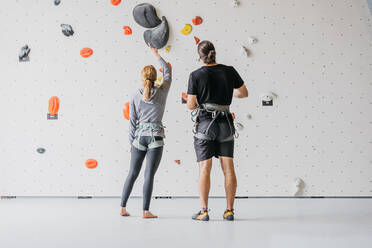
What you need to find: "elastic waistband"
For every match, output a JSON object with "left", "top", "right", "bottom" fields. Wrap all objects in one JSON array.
[{"left": 201, "top": 103, "right": 230, "bottom": 112}]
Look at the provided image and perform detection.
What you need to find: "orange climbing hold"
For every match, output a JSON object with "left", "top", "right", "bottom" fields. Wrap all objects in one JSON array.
[
  {"left": 123, "top": 102, "right": 130, "bottom": 120},
  {"left": 194, "top": 36, "right": 200, "bottom": 45},
  {"left": 192, "top": 16, "right": 203, "bottom": 26},
  {"left": 182, "top": 92, "right": 187, "bottom": 104},
  {"left": 111, "top": 0, "right": 121, "bottom": 6},
  {"left": 48, "top": 96, "right": 60, "bottom": 115},
  {"left": 123, "top": 26, "right": 132, "bottom": 35},
  {"left": 86, "top": 159, "right": 98, "bottom": 169},
  {"left": 159, "top": 62, "right": 172, "bottom": 73},
  {"left": 174, "top": 160, "right": 181, "bottom": 165},
  {"left": 80, "top": 48, "right": 93, "bottom": 58}
]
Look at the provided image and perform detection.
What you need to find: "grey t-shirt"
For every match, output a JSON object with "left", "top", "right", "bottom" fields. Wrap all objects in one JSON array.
[{"left": 129, "top": 58, "right": 172, "bottom": 144}]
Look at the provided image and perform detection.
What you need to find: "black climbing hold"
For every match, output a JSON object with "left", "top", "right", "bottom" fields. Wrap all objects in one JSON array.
[
  {"left": 133, "top": 3, "right": 161, "bottom": 28},
  {"left": 54, "top": 0, "right": 61, "bottom": 6},
  {"left": 19, "top": 45, "right": 30, "bottom": 62},
  {"left": 144, "top": 16, "right": 169, "bottom": 49},
  {"left": 37, "top": 148, "right": 46, "bottom": 154},
  {"left": 61, "top": 24, "right": 74, "bottom": 37}
]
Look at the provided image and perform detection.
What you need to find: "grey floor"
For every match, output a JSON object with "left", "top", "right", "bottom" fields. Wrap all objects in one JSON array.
[{"left": 0, "top": 198, "right": 371, "bottom": 248}]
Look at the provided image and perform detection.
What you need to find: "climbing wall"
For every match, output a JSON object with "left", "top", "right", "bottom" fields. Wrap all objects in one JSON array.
[{"left": 1, "top": 0, "right": 372, "bottom": 197}]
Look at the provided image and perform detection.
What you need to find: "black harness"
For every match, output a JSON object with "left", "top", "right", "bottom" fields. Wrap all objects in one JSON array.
[{"left": 191, "top": 103, "right": 238, "bottom": 142}]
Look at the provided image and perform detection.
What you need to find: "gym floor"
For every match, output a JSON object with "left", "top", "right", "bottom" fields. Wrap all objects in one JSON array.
[{"left": 1, "top": 198, "right": 371, "bottom": 248}]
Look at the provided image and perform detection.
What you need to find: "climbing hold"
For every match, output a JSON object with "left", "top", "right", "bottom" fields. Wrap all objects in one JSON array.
[
  {"left": 85, "top": 159, "right": 98, "bottom": 169},
  {"left": 248, "top": 37, "right": 258, "bottom": 44},
  {"left": 133, "top": 3, "right": 161, "bottom": 28},
  {"left": 174, "top": 160, "right": 181, "bottom": 165},
  {"left": 194, "top": 36, "right": 200, "bottom": 45},
  {"left": 155, "top": 76, "right": 163, "bottom": 87},
  {"left": 47, "top": 96, "right": 60, "bottom": 120},
  {"left": 110, "top": 0, "right": 121, "bottom": 6},
  {"left": 54, "top": 0, "right": 61, "bottom": 6},
  {"left": 246, "top": 114, "right": 252, "bottom": 120},
  {"left": 181, "top": 92, "right": 187, "bottom": 104},
  {"left": 80, "top": 48, "right": 93, "bottom": 58},
  {"left": 235, "top": 123, "right": 244, "bottom": 131},
  {"left": 164, "top": 45, "right": 171, "bottom": 53},
  {"left": 19, "top": 45, "right": 30, "bottom": 62},
  {"left": 192, "top": 16, "right": 203, "bottom": 26},
  {"left": 37, "top": 148, "right": 46, "bottom": 154},
  {"left": 180, "top": 24, "right": 192, "bottom": 35},
  {"left": 232, "top": 0, "right": 240, "bottom": 7},
  {"left": 293, "top": 178, "right": 304, "bottom": 196},
  {"left": 144, "top": 16, "right": 169, "bottom": 49},
  {"left": 61, "top": 24, "right": 74, "bottom": 37},
  {"left": 123, "top": 26, "right": 132, "bottom": 35},
  {"left": 159, "top": 62, "right": 171, "bottom": 73},
  {"left": 123, "top": 102, "right": 130, "bottom": 120},
  {"left": 241, "top": 45, "right": 250, "bottom": 57}
]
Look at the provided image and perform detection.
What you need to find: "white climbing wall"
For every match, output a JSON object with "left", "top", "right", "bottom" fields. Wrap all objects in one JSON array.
[{"left": 0, "top": 0, "right": 372, "bottom": 197}]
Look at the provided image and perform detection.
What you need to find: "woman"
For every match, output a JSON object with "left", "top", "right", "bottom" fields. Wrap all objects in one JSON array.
[
  {"left": 120, "top": 44, "right": 172, "bottom": 219},
  {"left": 186, "top": 40, "right": 248, "bottom": 221}
]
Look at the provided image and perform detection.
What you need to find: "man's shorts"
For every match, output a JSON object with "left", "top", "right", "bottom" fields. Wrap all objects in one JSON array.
[{"left": 193, "top": 117, "right": 235, "bottom": 162}]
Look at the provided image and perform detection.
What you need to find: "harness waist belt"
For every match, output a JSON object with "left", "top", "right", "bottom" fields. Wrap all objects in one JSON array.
[
  {"left": 201, "top": 103, "right": 230, "bottom": 112},
  {"left": 132, "top": 122, "right": 165, "bottom": 151}
]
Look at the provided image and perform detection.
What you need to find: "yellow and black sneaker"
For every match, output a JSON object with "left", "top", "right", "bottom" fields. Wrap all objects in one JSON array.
[
  {"left": 223, "top": 209, "right": 234, "bottom": 221},
  {"left": 192, "top": 209, "right": 209, "bottom": 221}
]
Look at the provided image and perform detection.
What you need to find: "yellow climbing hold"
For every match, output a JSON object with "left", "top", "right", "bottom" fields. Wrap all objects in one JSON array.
[
  {"left": 180, "top": 24, "right": 192, "bottom": 35},
  {"left": 155, "top": 76, "right": 163, "bottom": 87},
  {"left": 164, "top": 45, "right": 171, "bottom": 53}
]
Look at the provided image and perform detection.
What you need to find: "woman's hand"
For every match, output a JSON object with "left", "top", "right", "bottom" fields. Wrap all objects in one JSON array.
[{"left": 148, "top": 43, "right": 161, "bottom": 59}]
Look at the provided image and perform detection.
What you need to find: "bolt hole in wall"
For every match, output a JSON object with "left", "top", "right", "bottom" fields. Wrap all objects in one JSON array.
[{"left": 0, "top": 0, "right": 372, "bottom": 197}]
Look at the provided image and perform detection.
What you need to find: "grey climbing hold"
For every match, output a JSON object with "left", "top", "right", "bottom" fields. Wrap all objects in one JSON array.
[
  {"left": 133, "top": 3, "right": 162, "bottom": 28},
  {"left": 37, "top": 148, "right": 46, "bottom": 154},
  {"left": 144, "top": 16, "right": 169, "bottom": 49},
  {"left": 368, "top": 0, "right": 372, "bottom": 15},
  {"left": 54, "top": 0, "right": 61, "bottom": 6},
  {"left": 19, "top": 45, "right": 31, "bottom": 62},
  {"left": 61, "top": 24, "right": 74, "bottom": 37}
]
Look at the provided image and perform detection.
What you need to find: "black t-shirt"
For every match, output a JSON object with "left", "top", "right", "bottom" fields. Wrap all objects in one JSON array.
[{"left": 187, "top": 64, "right": 244, "bottom": 106}]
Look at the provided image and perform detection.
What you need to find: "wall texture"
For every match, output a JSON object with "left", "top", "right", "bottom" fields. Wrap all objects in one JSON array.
[{"left": 0, "top": 0, "right": 372, "bottom": 196}]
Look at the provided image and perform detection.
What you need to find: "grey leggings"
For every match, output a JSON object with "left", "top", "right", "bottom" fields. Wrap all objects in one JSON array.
[{"left": 120, "top": 136, "right": 164, "bottom": 210}]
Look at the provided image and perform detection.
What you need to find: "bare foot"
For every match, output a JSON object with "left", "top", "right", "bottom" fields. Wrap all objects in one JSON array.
[
  {"left": 142, "top": 211, "right": 158, "bottom": 219},
  {"left": 120, "top": 207, "right": 130, "bottom": 217}
]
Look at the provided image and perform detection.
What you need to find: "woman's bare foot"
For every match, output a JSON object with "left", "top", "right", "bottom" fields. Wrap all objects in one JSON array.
[
  {"left": 142, "top": 211, "right": 158, "bottom": 219},
  {"left": 120, "top": 207, "right": 130, "bottom": 216}
]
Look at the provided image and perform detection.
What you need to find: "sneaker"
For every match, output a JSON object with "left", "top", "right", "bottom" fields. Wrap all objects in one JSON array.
[
  {"left": 223, "top": 209, "right": 234, "bottom": 221},
  {"left": 192, "top": 209, "right": 209, "bottom": 221}
]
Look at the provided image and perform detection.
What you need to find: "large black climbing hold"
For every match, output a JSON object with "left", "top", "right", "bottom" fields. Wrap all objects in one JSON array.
[
  {"left": 37, "top": 148, "right": 46, "bottom": 154},
  {"left": 144, "top": 16, "right": 169, "bottom": 49},
  {"left": 54, "top": 0, "right": 61, "bottom": 6},
  {"left": 61, "top": 24, "right": 74, "bottom": 37},
  {"left": 19, "top": 45, "right": 31, "bottom": 62},
  {"left": 133, "top": 3, "right": 162, "bottom": 28}
]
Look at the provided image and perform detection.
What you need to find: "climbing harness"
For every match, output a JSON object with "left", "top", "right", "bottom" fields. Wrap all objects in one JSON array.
[
  {"left": 132, "top": 122, "right": 165, "bottom": 151},
  {"left": 191, "top": 103, "right": 238, "bottom": 142}
]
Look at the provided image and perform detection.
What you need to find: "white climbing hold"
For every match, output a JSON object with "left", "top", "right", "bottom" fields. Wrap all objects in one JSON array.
[
  {"left": 248, "top": 37, "right": 258, "bottom": 44},
  {"left": 293, "top": 178, "right": 304, "bottom": 196},
  {"left": 235, "top": 122, "right": 244, "bottom": 131},
  {"left": 232, "top": 0, "right": 240, "bottom": 7},
  {"left": 241, "top": 45, "right": 250, "bottom": 57}
]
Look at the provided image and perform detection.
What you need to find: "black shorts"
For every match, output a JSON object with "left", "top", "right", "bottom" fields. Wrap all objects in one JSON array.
[{"left": 193, "top": 116, "right": 235, "bottom": 162}]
